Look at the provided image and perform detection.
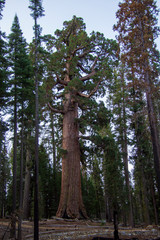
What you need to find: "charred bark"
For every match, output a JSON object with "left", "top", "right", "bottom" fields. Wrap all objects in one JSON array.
[{"left": 56, "top": 94, "right": 87, "bottom": 219}]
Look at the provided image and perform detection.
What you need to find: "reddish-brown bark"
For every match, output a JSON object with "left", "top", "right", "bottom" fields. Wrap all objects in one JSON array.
[{"left": 56, "top": 93, "right": 88, "bottom": 219}]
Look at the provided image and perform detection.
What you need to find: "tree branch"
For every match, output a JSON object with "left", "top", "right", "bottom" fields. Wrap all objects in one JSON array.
[
  {"left": 77, "top": 79, "right": 102, "bottom": 98},
  {"left": 77, "top": 63, "right": 89, "bottom": 74},
  {"left": 78, "top": 49, "right": 91, "bottom": 58},
  {"left": 56, "top": 74, "right": 68, "bottom": 86},
  {"left": 79, "top": 135, "right": 92, "bottom": 141},
  {"left": 79, "top": 70, "right": 96, "bottom": 81},
  {"left": 48, "top": 102, "right": 64, "bottom": 114},
  {"left": 91, "top": 56, "right": 99, "bottom": 71},
  {"left": 71, "top": 46, "right": 85, "bottom": 56}
]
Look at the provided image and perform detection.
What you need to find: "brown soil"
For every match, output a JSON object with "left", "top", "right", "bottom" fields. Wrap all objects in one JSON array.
[{"left": 0, "top": 217, "right": 160, "bottom": 240}]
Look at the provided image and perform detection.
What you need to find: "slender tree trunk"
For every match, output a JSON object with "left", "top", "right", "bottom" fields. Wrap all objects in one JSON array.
[
  {"left": 134, "top": 116, "right": 151, "bottom": 225},
  {"left": 10, "top": 84, "right": 17, "bottom": 239},
  {"left": 138, "top": 13, "right": 160, "bottom": 197},
  {"left": 34, "top": 14, "right": 39, "bottom": 240},
  {"left": 0, "top": 121, "right": 3, "bottom": 167},
  {"left": 104, "top": 193, "right": 112, "bottom": 222},
  {"left": 141, "top": 168, "right": 150, "bottom": 225},
  {"left": 121, "top": 76, "right": 134, "bottom": 227},
  {"left": 56, "top": 94, "right": 87, "bottom": 219},
  {"left": 18, "top": 113, "right": 24, "bottom": 240},
  {"left": 145, "top": 70, "right": 160, "bottom": 197},
  {"left": 122, "top": 133, "right": 134, "bottom": 227},
  {"left": 150, "top": 176, "right": 158, "bottom": 225},
  {"left": 50, "top": 112, "right": 57, "bottom": 207},
  {"left": 23, "top": 134, "right": 31, "bottom": 219}
]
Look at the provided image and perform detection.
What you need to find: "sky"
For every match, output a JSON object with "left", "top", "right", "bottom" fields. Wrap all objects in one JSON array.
[{"left": 1, "top": 0, "right": 159, "bottom": 48}]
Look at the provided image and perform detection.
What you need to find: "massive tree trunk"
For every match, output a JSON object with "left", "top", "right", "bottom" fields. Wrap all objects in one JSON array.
[{"left": 56, "top": 93, "right": 87, "bottom": 219}]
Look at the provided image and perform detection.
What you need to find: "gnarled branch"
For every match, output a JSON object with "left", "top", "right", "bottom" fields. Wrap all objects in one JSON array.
[
  {"left": 79, "top": 70, "right": 96, "bottom": 81},
  {"left": 77, "top": 63, "right": 89, "bottom": 74},
  {"left": 56, "top": 74, "right": 68, "bottom": 86},
  {"left": 77, "top": 79, "right": 102, "bottom": 98},
  {"left": 48, "top": 102, "right": 64, "bottom": 114}
]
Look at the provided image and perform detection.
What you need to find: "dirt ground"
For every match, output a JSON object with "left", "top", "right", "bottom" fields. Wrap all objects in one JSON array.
[{"left": 0, "top": 217, "right": 160, "bottom": 240}]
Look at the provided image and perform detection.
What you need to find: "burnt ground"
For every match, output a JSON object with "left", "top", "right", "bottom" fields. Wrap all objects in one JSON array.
[{"left": 0, "top": 217, "right": 160, "bottom": 240}]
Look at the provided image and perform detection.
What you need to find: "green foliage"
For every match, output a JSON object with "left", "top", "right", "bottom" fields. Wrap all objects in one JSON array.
[
  {"left": 8, "top": 15, "right": 34, "bottom": 124},
  {"left": 0, "top": 31, "right": 8, "bottom": 108},
  {"left": 103, "top": 131, "right": 125, "bottom": 212},
  {"left": 114, "top": 0, "right": 160, "bottom": 81},
  {"left": 42, "top": 16, "right": 118, "bottom": 115},
  {"left": 39, "top": 143, "right": 53, "bottom": 218},
  {"left": 82, "top": 173, "right": 103, "bottom": 218},
  {"left": 28, "top": 0, "right": 44, "bottom": 19},
  {"left": 0, "top": 0, "right": 5, "bottom": 19},
  {"left": 0, "top": 135, "right": 10, "bottom": 217}
]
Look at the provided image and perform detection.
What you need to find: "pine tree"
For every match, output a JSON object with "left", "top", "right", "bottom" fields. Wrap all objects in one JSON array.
[
  {"left": 114, "top": 0, "right": 160, "bottom": 198},
  {"left": 0, "top": 0, "right": 8, "bottom": 154},
  {"left": 109, "top": 66, "right": 134, "bottom": 226},
  {"left": 43, "top": 16, "right": 118, "bottom": 218},
  {"left": 0, "top": 6, "right": 8, "bottom": 109},
  {"left": 129, "top": 77, "right": 159, "bottom": 224},
  {"left": 29, "top": 0, "right": 44, "bottom": 238},
  {"left": 8, "top": 14, "right": 33, "bottom": 238}
]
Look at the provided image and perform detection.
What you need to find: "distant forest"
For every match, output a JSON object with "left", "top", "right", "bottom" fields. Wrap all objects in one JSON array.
[{"left": 0, "top": 0, "right": 160, "bottom": 234}]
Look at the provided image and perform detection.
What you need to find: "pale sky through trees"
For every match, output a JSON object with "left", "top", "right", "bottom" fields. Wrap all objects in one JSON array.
[{"left": 1, "top": 0, "right": 159, "bottom": 48}]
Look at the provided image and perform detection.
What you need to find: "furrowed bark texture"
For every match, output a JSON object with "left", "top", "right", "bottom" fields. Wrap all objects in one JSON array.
[{"left": 56, "top": 94, "right": 87, "bottom": 219}]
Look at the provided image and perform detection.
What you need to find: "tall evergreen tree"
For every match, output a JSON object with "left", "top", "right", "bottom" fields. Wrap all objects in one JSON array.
[
  {"left": 43, "top": 16, "right": 118, "bottom": 219},
  {"left": 114, "top": 0, "right": 160, "bottom": 198},
  {"left": 8, "top": 14, "right": 33, "bottom": 238},
  {"left": 0, "top": 0, "right": 7, "bottom": 107},
  {"left": 0, "top": 0, "right": 8, "bottom": 168},
  {"left": 129, "top": 77, "right": 158, "bottom": 224},
  {"left": 28, "top": 0, "right": 44, "bottom": 238},
  {"left": 109, "top": 66, "right": 134, "bottom": 226}
]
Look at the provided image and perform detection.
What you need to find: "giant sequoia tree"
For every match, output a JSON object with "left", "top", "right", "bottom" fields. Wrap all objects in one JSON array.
[
  {"left": 114, "top": 0, "right": 160, "bottom": 197},
  {"left": 45, "top": 16, "right": 118, "bottom": 219}
]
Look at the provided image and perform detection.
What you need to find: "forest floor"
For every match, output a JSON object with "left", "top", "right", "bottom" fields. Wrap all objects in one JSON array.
[{"left": 0, "top": 217, "right": 160, "bottom": 240}]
